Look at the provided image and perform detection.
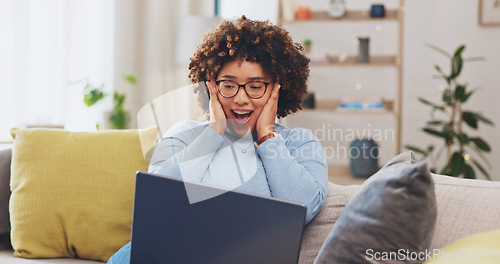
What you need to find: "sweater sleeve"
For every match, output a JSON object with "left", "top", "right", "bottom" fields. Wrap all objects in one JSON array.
[
  {"left": 256, "top": 128, "right": 328, "bottom": 224},
  {"left": 148, "top": 122, "right": 224, "bottom": 183}
]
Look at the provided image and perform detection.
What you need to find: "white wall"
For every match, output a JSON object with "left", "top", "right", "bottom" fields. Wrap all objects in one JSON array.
[
  {"left": 282, "top": 0, "right": 500, "bottom": 180},
  {"left": 403, "top": 0, "right": 500, "bottom": 180}
]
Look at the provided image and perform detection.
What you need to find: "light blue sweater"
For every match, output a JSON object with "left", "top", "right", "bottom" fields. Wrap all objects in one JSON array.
[
  {"left": 106, "top": 121, "right": 328, "bottom": 264},
  {"left": 148, "top": 120, "right": 328, "bottom": 224}
]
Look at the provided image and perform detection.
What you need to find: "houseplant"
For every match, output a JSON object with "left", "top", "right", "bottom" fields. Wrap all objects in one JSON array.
[
  {"left": 405, "top": 44, "right": 494, "bottom": 179},
  {"left": 82, "top": 75, "right": 135, "bottom": 130}
]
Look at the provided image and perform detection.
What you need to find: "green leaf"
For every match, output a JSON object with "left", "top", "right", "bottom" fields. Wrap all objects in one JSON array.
[
  {"left": 405, "top": 145, "right": 427, "bottom": 155},
  {"left": 423, "top": 128, "right": 446, "bottom": 138},
  {"left": 454, "top": 85, "right": 465, "bottom": 100},
  {"left": 426, "top": 43, "right": 452, "bottom": 58},
  {"left": 440, "top": 163, "right": 452, "bottom": 176},
  {"left": 471, "top": 159, "right": 491, "bottom": 180},
  {"left": 427, "top": 145, "right": 434, "bottom": 152},
  {"left": 462, "top": 91, "right": 473, "bottom": 102},
  {"left": 122, "top": 74, "right": 137, "bottom": 84},
  {"left": 455, "top": 133, "right": 469, "bottom": 145},
  {"left": 461, "top": 87, "right": 480, "bottom": 103},
  {"left": 467, "top": 145, "right": 492, "bottom": 169},
  {"left": 464, "top": 164, "right": 475, "bottom": 179},
  {"left": 450, "top": 45, "right": 465, "bottom": 79},
  {"left": 470, "top": 137, "right": 491, "bottom": 152},
  {"left": 113, "top": 92, "right": 126, "bottom": 109},
  {"left": 427, "top": 120, "right": 445, "bottom": 126},
  {"left": 109, "top": 109, "right": 130, "bottom": 129},
  {"left": 432, "top": 106, "right": 446, "bottom": 112},
  {"left": 453, "top": 45, "right": 466, "bottom": 58},
  {"left": 476, "top": 114, "right": 494, "bottom": 126},
  {"left": 451, "top": 56, "right": 463, "bottom": 79},
  {"left": 418, "top": 97, "right": 440, "bottom": 108},
  {"left": 442, "top": 89, "right": 452, "bottom": 105},
  {"left": 449, "top": 152, "right": 465, "bottom": 176},
  {"left": 462, "top": 111, "right": 478, "bottom": 129},
  {"left": 434, "top": 65, "right": 447, "bottom": 79},
  {"left": 84, "top": 89, "right": 107, "bottom": 107},
  {"left": 432, "top": 75, "right": 447, "bottom": 80}
]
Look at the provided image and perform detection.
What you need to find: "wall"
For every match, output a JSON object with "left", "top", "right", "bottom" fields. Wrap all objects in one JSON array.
[
  {"left": 278, "top": 0, "right": 500, "bottom": 180},
  {"left": 403, "top": 0, "right": 500, "bottom": 180}
]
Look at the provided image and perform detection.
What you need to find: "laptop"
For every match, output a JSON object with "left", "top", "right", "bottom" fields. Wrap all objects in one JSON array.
[{"left": 129, "top": 171, "right": 306, "bottom": 264}]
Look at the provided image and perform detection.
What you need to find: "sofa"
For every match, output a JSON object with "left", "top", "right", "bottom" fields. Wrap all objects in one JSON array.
[{"left": 1, "top": 128, "right": 499, "bottom": 264}]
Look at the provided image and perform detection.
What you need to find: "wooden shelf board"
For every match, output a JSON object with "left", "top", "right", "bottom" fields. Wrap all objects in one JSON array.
[
  {"left": 287, "top": 10, "right": 400, "bottom": 23},
  {"left": 310, "top": 55, "right": 397, "bottom": 68},
  {"left": 300, "top": 99, "right": 394, "bottom": 115},
  {"left": 328, "top": 165, "right": 367, "bottom": 185}
]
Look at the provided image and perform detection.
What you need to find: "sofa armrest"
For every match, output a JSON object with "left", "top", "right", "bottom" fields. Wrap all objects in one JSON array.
[{"left": 430, "top": 173, "right": 500, "bottom": 250}]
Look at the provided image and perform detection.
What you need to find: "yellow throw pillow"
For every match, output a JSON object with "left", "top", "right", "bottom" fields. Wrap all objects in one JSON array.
[
  {"left": 10, "top": 128, "right": 149, "bottom": 262},
  {"left": 425, "top": 229, "right": 500, "bottom": 264}
]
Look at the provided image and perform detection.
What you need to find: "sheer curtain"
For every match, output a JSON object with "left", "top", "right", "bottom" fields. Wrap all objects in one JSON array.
[
  {"left": 0, "top": 0, "right": 215, "bottom": 141},
  {"left": 0, "top": 0, "right": 115, "bottom": 141},
  {"left": 114, "top": 0, "right": 216, "bottom": 129}
]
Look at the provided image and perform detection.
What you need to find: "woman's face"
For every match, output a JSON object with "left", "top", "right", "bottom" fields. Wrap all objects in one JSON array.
[{"left": 215, "top": 58, "right": 273, "bottom": 136}]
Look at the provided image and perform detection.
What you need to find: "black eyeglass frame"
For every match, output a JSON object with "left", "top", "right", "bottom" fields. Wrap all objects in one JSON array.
[{"left": 215, "top": 80, "right": 271, "bottom": 99}]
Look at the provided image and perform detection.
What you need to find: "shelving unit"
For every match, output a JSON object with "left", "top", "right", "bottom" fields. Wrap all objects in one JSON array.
[
  {"left": 302, "top": 99, "right": 394, "bottom": 115},
  {"left": 311, "top": 55, "right": 397, "bottom": 67},
  {"left": 287, "top": 9, "right": 400, "bottom": 23},
  {"left": 279, "top": 0, "right": 405, "bottom": 157}
]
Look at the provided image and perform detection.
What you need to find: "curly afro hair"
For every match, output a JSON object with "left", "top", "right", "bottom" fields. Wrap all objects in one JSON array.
[{"left": 188, "top": 15, "right": 310, "bottom": 118}]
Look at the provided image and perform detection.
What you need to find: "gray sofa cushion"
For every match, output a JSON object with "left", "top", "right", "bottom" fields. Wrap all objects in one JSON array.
[
  {"left": 315, "top": 152, "right": 437, "bottom": 264},
  {"left": 0, "top": 148, "right": 12, "bottom": 250},
  {"left": 297, "top": 182, "right": 359, "bottom": 264},
  {"left": 430, "top": 173, "right": 500, "bottom": 250}
]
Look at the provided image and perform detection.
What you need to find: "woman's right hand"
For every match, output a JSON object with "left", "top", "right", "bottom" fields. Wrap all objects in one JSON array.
[{"left": 207, "top": 80, "right": 227, "bottom": 136}]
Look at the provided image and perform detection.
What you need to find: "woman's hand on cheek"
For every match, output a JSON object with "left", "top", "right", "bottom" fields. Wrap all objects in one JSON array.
[
  {"left": 207, "top": 81, "right": 227, "bottom": 136},
  {"left": 256, "top": 83, "right": 280, "bottom": 139}
]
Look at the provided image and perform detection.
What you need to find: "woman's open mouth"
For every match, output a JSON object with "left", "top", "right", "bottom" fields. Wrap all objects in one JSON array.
[{"left": 231, "top": 110, "right": 253, "bottom": 124}]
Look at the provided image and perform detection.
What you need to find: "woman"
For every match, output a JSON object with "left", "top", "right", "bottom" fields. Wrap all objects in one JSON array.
[{"left": 107, "top": 15, "right": 327, "bottom": 263}]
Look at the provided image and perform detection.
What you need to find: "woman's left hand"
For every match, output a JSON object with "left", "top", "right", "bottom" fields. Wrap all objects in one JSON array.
[{"left": 256, "top": 83, "right": 281, "bottom": 139}]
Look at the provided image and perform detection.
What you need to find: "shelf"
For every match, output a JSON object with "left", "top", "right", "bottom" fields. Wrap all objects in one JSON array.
[
  {"left": 285, "top": 9, "right": 400, "bottom": 23},
  {"left": 300, "top": 99, "right": 394, "bottom": 115},
  {"left": 328, "top": 165, "right": 367, "bottom": 185},
  {"left": 281, "top": 0, "right": 404, "bottom": 156},
  {"left": 310, "top": 55, "right": 397, "bottom": 68}
]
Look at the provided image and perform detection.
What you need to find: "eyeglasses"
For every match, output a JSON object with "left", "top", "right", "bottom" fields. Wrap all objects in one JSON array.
[{"left": 215, "top": 80, "right": 271, "bottom": 99}]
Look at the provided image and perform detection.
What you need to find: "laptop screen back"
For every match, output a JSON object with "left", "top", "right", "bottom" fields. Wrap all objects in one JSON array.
[{"left": 130, "top": 172, "right": 306, "bottom": 264}]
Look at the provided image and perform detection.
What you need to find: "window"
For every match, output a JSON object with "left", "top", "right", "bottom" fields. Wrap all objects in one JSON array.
[{"left": 0, "top": 0, "right": 115, "bottom": 141}]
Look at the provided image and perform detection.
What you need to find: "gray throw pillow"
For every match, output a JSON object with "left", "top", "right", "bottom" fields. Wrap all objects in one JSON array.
[
  {"left": 315, "top": 151, "right": 437, "bottom": 264},
  {"left": 0, "top": 148, "right": 12, "bottom": 249}
]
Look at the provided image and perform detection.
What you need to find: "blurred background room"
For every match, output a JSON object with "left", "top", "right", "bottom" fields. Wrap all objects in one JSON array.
[{"left": 1, "top": 0, "right": 499, "bottom": 182}]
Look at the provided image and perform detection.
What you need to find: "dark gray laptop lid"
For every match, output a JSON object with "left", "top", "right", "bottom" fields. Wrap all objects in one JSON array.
[{"left": 130, "top": 171, "right": 306, "bottom": 264}]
